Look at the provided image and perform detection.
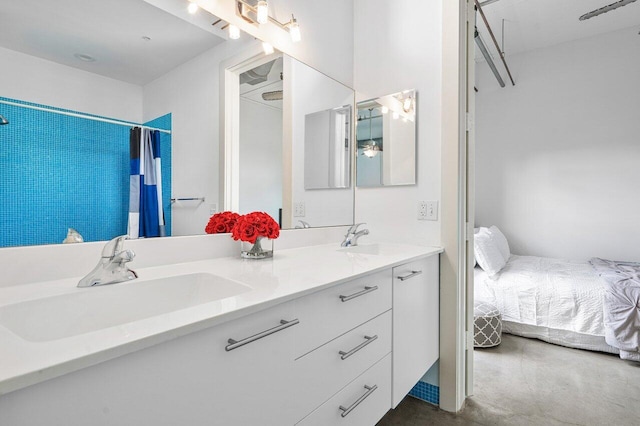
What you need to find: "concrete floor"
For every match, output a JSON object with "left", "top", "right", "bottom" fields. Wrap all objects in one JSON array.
[{"left": 378, "top": 334, "right": 640, "bottom": 426}]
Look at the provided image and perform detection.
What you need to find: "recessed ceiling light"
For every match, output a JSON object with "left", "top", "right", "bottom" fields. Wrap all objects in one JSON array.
[
  {"left": 74, "top": 53, "right": 96, "bottom": 62},
  {"left": 142, "top": 36, "right": 152, "bottom": 41}
]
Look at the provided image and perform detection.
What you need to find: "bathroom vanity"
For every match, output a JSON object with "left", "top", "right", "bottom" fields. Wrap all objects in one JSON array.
[{"left": 0, "top": 242, "right": 440, "bottom": 425}]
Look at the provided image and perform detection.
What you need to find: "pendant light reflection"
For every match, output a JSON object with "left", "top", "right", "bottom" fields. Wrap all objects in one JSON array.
[{"left": 362, "top": 108, "right": 382, "bottom": 158}]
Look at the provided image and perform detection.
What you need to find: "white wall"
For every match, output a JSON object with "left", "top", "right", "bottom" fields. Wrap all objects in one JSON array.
[
  {"left": 476, "top": 27, "right": 640, "bottom": 262},
  {"left": 238, "top": 98, "right": 283, "bottom": 222},
  {"left": 353, "top": 0, "right": 443, "bottom": 246},
  {"left": 143, "top": 39, "right": 257, "bottom": 236},
  {"left": 0, "top": 47, "right": 142, "bottom": 122}
]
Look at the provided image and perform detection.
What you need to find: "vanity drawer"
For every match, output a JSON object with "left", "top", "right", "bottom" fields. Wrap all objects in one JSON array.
[
  {"left": 295, "top": 269, "right": 392, "bottom": 357},
  {"left": 296, "top": 353, "right": 392, "bottom": 426},
  {"left": 293, "top": 310, "right": 391, "bottom": 420}
]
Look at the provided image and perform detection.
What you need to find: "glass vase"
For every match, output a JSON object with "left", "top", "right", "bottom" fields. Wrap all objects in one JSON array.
[{"left": 240, "top": 237, "right": 273, "bottom": 259}]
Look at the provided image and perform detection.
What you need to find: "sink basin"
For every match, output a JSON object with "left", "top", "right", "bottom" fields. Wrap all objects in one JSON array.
[
  {"left": 0, "top": 273, "right": 251, "bottom": 342},
  {"left": 338, "top": 244, "right": 383, "bottom": 255}
]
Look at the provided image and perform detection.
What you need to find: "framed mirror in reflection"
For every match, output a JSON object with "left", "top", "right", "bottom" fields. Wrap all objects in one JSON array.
[
  {"left": 0, "top": 0, "right": 355, "bottom": 248},
  {"left": 356, "top": 90, "right": 417, "bottom": 187},
  {"left": 227, "top": 51, "right": 355, "bottom": 230}
]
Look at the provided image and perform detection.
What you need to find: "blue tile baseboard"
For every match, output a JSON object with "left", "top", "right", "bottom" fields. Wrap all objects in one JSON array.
[{"left": 408, "top": 381, "right": 440, "bottom": 405}]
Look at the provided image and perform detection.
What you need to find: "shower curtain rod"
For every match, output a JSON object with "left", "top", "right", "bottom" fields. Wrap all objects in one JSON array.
[{"left": 0, "top": 99, "right": 172, "bottom": 134}]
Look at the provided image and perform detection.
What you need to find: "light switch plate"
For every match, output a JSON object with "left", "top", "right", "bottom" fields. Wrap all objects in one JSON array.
[
  {"left": 425, "top": 201, "right": 438, "bottom": 221},
  {"left": 209, "top": 203, "right": 218, "bottom": 215}
]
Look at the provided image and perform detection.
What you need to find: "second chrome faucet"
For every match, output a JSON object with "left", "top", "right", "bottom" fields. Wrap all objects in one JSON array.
[{"left": 340, "top": 223, "right": 369, "bottom": 247}]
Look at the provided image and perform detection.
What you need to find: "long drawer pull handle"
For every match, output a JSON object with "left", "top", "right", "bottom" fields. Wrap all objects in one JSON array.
[
  {"left": 339, "top": 286, "right": 378, "bottom": 302},
  {"left": 397, "top": 270, "right": 423, "bottom": 281},
  {"left": 225, "top": 319, "right": 299, "bottom": 351},
  {"left": 339, "top": 335, "right": 378, "bottom": 360},
  {"left": 339, "top": 384, "right": 378, "bottom": 417}
]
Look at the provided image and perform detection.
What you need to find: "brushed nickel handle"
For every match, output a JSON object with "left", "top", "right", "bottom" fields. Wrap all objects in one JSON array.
[
  {"left": 339, "top": 335, "right": 378, "bottom": 360},
  {"left": 339, "top": 384, "right": 378, "bottom": 417},
  {"left": 339, "top": 286, "right": 378, "bottom": 302},
  {"left": 225, "top": 319, "right": 299, "bottom": 351},
  {"left": 397, "top": 270, "right": 423, "bottom": 281}
]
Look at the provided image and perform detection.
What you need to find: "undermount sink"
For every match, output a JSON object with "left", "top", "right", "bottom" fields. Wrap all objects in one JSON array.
[
  {"left": 0, "top": 273, "right": 251, "bottom": 342},
  {"left": 338, "top": 243, "right": 383, "bottom": 255}
]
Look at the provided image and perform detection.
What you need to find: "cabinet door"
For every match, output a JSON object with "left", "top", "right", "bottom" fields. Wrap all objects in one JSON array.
[
  {"left": 392, "top": 255, "right": 439, "bottom": 407},
  {"left": 0, "top": 300, "right": 299, "bottom": 426}
]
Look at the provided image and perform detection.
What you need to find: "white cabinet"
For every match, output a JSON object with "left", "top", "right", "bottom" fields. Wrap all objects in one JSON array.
[
  {"left": 392, "top": 255, "right": 440, "bottom": 407},
  {"left": 297, "top": 354, "right": 392, "bottom": 426},
  {"left": 0, "top": 253, "right": 440, "bottom": 425},
  {"left": 0, "top": 299, "right": 301, "bottom": 426}
]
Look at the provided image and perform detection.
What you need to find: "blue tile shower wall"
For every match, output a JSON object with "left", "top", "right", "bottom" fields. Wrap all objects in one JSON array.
[
  {"left": 409, "top": 381, "right": 440, "bottom": 405},
  {"left": 0, "top": 97, "right": 171, "bottom": 247}
]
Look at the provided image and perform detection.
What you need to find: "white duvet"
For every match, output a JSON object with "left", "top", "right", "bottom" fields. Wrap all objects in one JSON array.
[{"left": 475, "top": 255, "right": 619, "bottom": 354}]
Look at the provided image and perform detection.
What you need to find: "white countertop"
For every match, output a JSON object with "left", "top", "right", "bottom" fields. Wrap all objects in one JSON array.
[{"left": 0, "top": 242, "right": 441, "bottom": 396}]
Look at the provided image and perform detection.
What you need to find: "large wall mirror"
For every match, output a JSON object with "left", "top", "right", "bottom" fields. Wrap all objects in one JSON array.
[
  {"left": 0, "top": 0, "right": 355, "bottom": 248},
  {"left": 356, "top": 90, "right": 417, "bottom": 187}
]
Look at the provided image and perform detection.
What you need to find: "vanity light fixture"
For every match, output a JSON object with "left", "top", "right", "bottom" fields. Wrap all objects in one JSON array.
[
  {"left": 188, "top": 1, "right": 199, "bottom": 14},
  {"left": 236, "top": 0, "right": 302, "bottom": 42},
  {"left": 262, "top": 41, "right": 274, "bottom": 54},
  {"left": 362, "top": 108, "right": 382, "bottom": 158},
  {"left": 256, "top": 1, "right": 269, "bottom": 24},
  {"left": 381, "top": 106, "right": 389, "bottom": 114},
  {"left": 392, "top": 111, "right": 399, "bottom": 120},
  {"left": 229, "top": 24, "right": 241, "bottom": 39}
]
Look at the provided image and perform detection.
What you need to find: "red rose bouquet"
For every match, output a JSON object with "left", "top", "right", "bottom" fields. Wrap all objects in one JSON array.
[
  {"left": 231, "top": 211, "right": 280, "bottom": 244},
  {"left": 205, "top": 211, "right": 240, "bottom": 234}
]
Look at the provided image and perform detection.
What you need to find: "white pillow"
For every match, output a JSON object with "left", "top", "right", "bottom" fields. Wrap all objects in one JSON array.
[
  {"left": 474, "top": 227, "right": 506, "bottom": 277},
  {"left": 488, "top": 226, "right": 510, "bottom": 262}
]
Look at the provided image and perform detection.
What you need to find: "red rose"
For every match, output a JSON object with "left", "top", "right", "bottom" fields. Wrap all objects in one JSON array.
[
  {"left": 205, "top": 211, "right": 240, "bottom": 234},
  {"left": 231, "top": 212, "right": 280, "bottom": 243}
]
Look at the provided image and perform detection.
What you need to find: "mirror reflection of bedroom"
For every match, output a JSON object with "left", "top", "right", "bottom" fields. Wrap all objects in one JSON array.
[{"left": 472, "top": 0, "right": 640, "bottom": 422}]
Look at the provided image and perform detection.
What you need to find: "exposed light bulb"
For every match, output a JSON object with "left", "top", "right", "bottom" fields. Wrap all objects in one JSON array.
[
  {"left": 403, "top": 97, "right": 412, "bottom": 112},
  {"left": 256, "top": 1, "right": 269, "bottom": 24},
  {"left": 288, "top": 16, "right": 301, "bottom": 42},
  {"left": 187, "top": 2, "right": 198, "bottom": 14},
  {"left": 392, "top": 111, "right": 399, "bottom": 120},
  {"left": 229, "top": 24, "right": 241, "bottom": 40},
  {"left": 402, "top": 117, "right": 408, "bottom": 123},
  {"left": 262, "top": 41, "right": 274, "bottom": 55},
  {"left": 381, "top": 106, "right": 389, "bottom": 114}
]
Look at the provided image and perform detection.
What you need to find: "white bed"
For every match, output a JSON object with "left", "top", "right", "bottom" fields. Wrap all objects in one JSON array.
[{"left": 474, "top": 254, "right": 619, "bottom": 355}]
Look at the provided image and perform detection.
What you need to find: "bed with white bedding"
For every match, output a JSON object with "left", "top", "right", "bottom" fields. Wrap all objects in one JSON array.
[
  {"left": 474, "top": 255, "right": 619, "bottom": 355},
  {"left": 473, "top": 225, "right": 640, "bottom": 360}
]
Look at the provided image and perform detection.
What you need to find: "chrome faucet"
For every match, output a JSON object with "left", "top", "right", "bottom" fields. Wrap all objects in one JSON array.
[
  {"left": 295, "top": 220, "right": 311, "bottom": 229},
  {"left": 341, "top": 223, "right": 370, "bottom": 247},
  {"left": 78, "top": 235, "right": 138, "bottom": 287}
]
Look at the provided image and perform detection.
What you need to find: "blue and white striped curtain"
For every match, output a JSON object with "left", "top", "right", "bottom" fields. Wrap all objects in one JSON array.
[{"left": 128, "top": 127, "right": 165, "bottom": 238}]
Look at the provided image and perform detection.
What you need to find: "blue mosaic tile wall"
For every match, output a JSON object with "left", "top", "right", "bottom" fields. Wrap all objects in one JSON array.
[
  {"left": 409, "top": 380, "right": 440, "bottom": 405},
  {"left": 0, "top": 97, "right": 171, "bottom": 247}
]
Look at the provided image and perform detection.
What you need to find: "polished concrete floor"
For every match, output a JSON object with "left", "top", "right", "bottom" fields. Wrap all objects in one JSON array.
[{"left": 378, "top": 334, "right": 640, "bottom": 426}]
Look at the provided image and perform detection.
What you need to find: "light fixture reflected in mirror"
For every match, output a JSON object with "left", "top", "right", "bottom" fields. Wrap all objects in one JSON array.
[
  {"left": 381, "top": 106, "right": 389, "bottom": 114},
  {"left": 288, "top": 16, "right": 301, "bottom": 42},
  {"left": 229, "top": 24, "right": 241, "bottom": 39},
  {"left": 362, "top": 108, "right": 382, "bottom": 158},
  {"left": 187, "top": 1, "right": 198, "bottom": 14},
  {"left": 262, "top": 41, "right": 274, "bottom": 54}
]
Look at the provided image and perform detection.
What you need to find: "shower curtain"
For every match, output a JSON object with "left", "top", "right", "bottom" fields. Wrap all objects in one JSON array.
[{"left": 127, "top": 127, "right": 166, "bottom": 238}]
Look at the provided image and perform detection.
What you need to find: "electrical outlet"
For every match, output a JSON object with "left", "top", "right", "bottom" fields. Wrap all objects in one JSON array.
[
  {"left": 418, "top": 201, "right": 428, "bottom": 220},
  {"left": 209, "top": 203, "right": 218, "bottom": 215},
  {"left": 294, "top": 202, "right": 306, "bottom": 217},
  {"left": 418, "top": 201, "right": 438, "bottom": 221}
]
